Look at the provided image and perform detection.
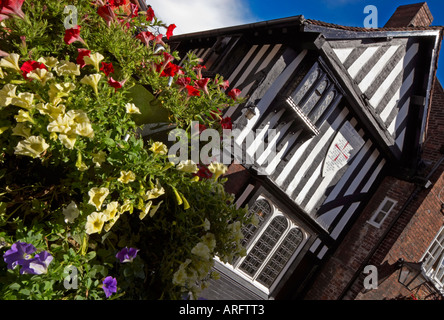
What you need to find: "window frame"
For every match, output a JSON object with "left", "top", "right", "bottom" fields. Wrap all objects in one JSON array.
[
  {"left": 219, "top": 195, "right": 308, "bottom": 294},
  {"left": 367, "top": 197, "right": 397, "bottom": 228},
  {"left": 422, "top": 226, "right": 444, "bottom": 290}
]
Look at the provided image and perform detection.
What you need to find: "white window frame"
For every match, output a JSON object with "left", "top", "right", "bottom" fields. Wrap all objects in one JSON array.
[
  {"left": 216, "top": 195, "right": 308, "bottom": 295},
  {"left": 367, "top": 197, "right": 397, "bottom": 228},
  {"left": 421, "top": 226, "right": 444, "bottom": 292}
]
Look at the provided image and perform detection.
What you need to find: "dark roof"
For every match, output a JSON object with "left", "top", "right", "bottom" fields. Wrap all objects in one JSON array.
[{"left": 304, "top": 18, "right": 444, "bottom": 33}]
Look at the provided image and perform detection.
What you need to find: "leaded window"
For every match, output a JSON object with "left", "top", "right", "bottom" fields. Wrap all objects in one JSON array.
[
  {"left": 257, "top": 228, "right": 303, "bottom": 287},
  {"left": 241, "top": 199, "right": 272, "bottom": 248},
  {"left": 239, "top": 216, "right": 288, "bottom": 276},
  {"left": 230, "top": 196, "right": 307, "bottom": 292}
]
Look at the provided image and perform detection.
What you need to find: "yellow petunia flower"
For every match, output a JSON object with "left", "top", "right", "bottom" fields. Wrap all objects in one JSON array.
[
  {"left": 54, "top": 61, "right": 81, "bottom": 77},
  {"left": 83, "top": 52, "right": 104, "bottom": 73},
  {"left": 144, "top": 180, "right": 165, "bottom": 200},
  {"left": 59, "top": 133, "right": 77, "bottom": 150},
  {"left": 37, "top": 56, "right": 59, "bottom": 69},
  {"left": 0, "top": 84, "right": 17, "bottom": 107},
  {"left": 26, "top": 68, "right": 54, "bottom": 85},
  {"left": 14, "top": 110, "right": 34, "bottom": 124},
  {"left": 14, "top": 135, "right": 49, "bottom": 158},
  {"left": 92, "top": 151, "right": 107, "bottom": 167},
  {"left": 103, "top": 201, "right": 120, "bottom": 221},
  {"left": 191, "top": 242, "right": 211, "bottom": 260},
  {"left": 36, "top": 102, "right": 66, "bottom": 119},
  {"left": 47, "top": 114, "right": 74, "bottom": 134},
  {"left": 208, "top": 162, "right": 228, "bottom": 180},
  {"left": 48, "top": 82, "right": 76, "bottom": 103},
  {"left": 11, "top": 92, "right": 34, "bottom": 110},
  {"left": 120, "top": 199, "right": 133, "bottom": 214},
  {"left": 139, "top": 201, "right": 152, "bottom": 220},
  {"left": 88, "top": 187, "right": 109, "bottom": 210},
  {"left": 67, "top": 109, "right": 89, "bottom": 124},
  {"left": 124, "top": 103, "right": 141, "bottom": 114},
  {"left": 0, "top": 53, "right": 20, "bottom": 72},
  {"left": 11, "top": 123, "right": 31, "bottom": 138},
  {"left": 149, "top": 141, "right": 168, "bottom": 155},
  {"left": 85, "top": 211, "right": 106, "bottom": 235},
  {"left": 118, "top": 170, "right": 136, "bottom": 184},
  {"left": 176, "top": 159, "right": 198, "bottom": 173},
  {"left": 75, "top": 122, "right": 94, "bottom": 139},
  {"left": 80, "top": 74, "right": 101, "bottom": 96}
]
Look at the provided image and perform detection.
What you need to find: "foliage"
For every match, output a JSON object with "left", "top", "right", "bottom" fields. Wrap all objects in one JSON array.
[{"left": 0, "top": 0, "right": 250, "bottom": 300}]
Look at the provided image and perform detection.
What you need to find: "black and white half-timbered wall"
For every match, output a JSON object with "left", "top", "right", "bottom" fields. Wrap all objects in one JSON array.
[{"left": 168, "top": 2, "right": 442, "bottom": 300}]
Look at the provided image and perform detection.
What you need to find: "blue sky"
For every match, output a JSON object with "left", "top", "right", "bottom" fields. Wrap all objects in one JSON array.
[{"left": 147, "top": 0, "right": 444, "bottom": 80}]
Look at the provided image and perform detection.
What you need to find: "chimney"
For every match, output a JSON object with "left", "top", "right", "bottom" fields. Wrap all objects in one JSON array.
[{"left": 384, "top": 2, "right": 433, "bottom": 28}]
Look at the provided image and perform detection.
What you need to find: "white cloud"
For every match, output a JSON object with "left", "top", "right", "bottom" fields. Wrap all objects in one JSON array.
[{"left": 142, "top": 0, "right": 257, "bottom": 35}]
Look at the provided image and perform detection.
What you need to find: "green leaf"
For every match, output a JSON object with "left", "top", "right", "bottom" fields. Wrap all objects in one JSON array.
[
  {"left": 19, "top": 288, "right": 30, "bottom": 296},
  {"left": 85, "top": 251, "right": 96, "bottom": 262},
  {"left": 9, "top": 283, "right": 20, "bottom": 291},
  {"left": 103, "top": 137, "right": 116, "bottom": 148}
]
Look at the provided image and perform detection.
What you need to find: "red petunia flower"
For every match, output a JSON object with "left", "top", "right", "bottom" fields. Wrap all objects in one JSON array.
[
  {"left": 20, "top": 60, "right": 47, "bottom": 80},
  {"left": 161, "top": 63, "right": 180, "bottom": 77},
  {"left": 108, "top": 0, "right": 126, "bottom": 7},
  {"left": 64, "top": 25, "right": 84, "bottom": 45},
  {"left": 194, "top": 164, "right": 213, "bottom": 180},
  {"left": 193, "top": 64, "right": 206, "bottom": 79},
  {"left": 194, "top": 78, "right": 210, "bottom": 95},
  {"left": 146, "top": 5, "right": 155, "bottom": 22},
  {"left": 129, "top": 3, "right": 138, "bottom": 18},
  {"left": 136, "top": 30, "right": 155, "bottom": 46},
  {"left": 100, "top": 62, "right": 114, "bottom": 76},
  {"left": 108, "top": 77, "right": 127, "bottom": 92},
  {"left": 176, "top": 77, "right": 191, "bottom": 91},
  {"left": 166, "top": 24, "right": 176, "bottom": 40},
  {"left": 219, "top": 79, "right": 230, "bottom": 90},
  {"left": 0, "top": 0, "right": 25, "bottom": 21},
  {"left": 76, "top": 48, "right": 91, "bottom": 68},
  {"left": 97, "top": 4, "right": 116, "bottom": 27},
  {"left": 228, "top": 88, "right": 241, "bottom": 100},
  {"left": 220, "top": 117, "right": 232, "bottom": 130},
  {"left": 186, "top": 85, "right": 200, "bottom": 97}
]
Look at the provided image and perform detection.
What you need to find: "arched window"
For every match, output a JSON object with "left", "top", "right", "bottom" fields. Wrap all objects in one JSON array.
[
  {"left": 229, "top": 196, "right": 308, "bottom": 292},
  {"left": 239, "top": 216, "right": 288, "bottom": 277},
  {"left": 257, "top": 228, "right": 304, "bottom": 287},
  {"left": 241, "top": 199, "right": 272, "bottom": 248}
]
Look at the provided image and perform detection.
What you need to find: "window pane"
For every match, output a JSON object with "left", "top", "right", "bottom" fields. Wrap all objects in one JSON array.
[
  {"left": 239, "top": 216, "right": 288, "bottom": 277},
  {"left": 292, "top": 69, "right": 319, "bottom": 104},
  {"left": 241, "top": 199, "right": 272, "bottom": 248},
  {"left": 257, "top": 228, "right": 304, "bottom": 288},
  {"left": 373, "top": 212, "right": 386, "bottom": 224},
  {"left": 381, "top": 200, "right": 395, "bottom": 213}
]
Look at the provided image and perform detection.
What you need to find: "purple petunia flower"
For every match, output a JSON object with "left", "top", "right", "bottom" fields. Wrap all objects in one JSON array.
[
  {"left": 20, "top": 251, "right": 53, "bottom": 275},
  {"left": 102, "top": 276, "right": 117, "bottom": 298},
  {"left": 115, "top": 247, "right": 139, "bottom": 263},
  {"left": 3, "top": 241, "right": 36, "bottom": 270}
]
